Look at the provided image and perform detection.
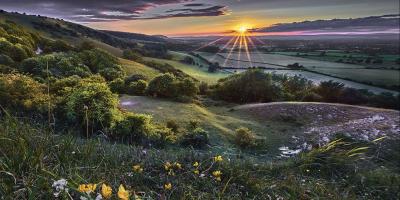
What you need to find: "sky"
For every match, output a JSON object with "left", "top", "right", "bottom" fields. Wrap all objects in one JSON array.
[{"left": 1, "top": 0, "right": 399, "bottom": 36}]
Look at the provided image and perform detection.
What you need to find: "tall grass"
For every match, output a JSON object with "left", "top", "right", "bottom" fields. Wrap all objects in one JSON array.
[{"left": 0, "top": 112, "right": 399, "bottom": 199}]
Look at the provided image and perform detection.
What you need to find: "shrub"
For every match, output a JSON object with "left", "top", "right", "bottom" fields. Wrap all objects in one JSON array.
[
  {"left": 61, "top": 75, "right": 122, "bottom": 134},
  {"left": 123, "top": 49, "right": 143, "bottom": 62},
  {"left": 177, "top": 78, "right": 198, "bottom": 97},
  {"left": 0, "top": 54, "right": 14, "bottom": 65},
  {"left": 108, "top": 78, "right": 125, "bottom": 94},
  {"left": 315, "top": 80, "right": 345, "bottom": 102},
  {"left": 112, "top": 113, "right": 157, "bottom": 144},
  {"left": 181, "top": 127, "right": 209, "bottom": 148},
  {"left": 187, "top": 120, "right": 200, "bottom": 130},
  {"left": 338, "top": 88, "right": 368, "bottom": 105},
  {"left": 0, "top": 73, "right": 50, "bottom": 113},
  {"left": 146, "top": 73, "right": 177, "bottom": 98},
  {"left": 302, "top": 92, "right": 323, "bottom": 102},
  {"left": 125, "top": 74, "right": 146, "bottom": 84},
  {"left": 19, "top": 52, "right": 91, "bottom": 79},
  {"left": 166, "top": 119, "right": 179, "bottom": 133},
  {"left": 214, "top": 69, "right": 280, "bottom": 103},
  {"left": 199, "top": 81, "right": 208, "bottom": 95},
  {"left": 126, "top": 80, "right": 147, "bottom": 96},
  {"left": 234, "top": 127, "right": 255, "bottom": 148}
]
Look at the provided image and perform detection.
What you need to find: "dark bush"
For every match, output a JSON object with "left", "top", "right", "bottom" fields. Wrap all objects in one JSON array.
[
  {"left": 126, "top": 80, "right": 148, "bottom": 96},
  {"left": 166, "top": 119, "right": 179, "bottom": 133},
  {"left": 214, "top": 69, "right": 280, "bottom": 103},
  {"left": 181, "top": 128, "right": 209, "bottom": 148},
  {"left": 315, "top": 80, "right": 345, "bottom": 102},
  {"left": 108, "top": 78, "right": 125, "bottom": 94}
]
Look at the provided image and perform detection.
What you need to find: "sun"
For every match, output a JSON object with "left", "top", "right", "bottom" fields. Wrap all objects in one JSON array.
[{"left": 235, "top": 24, "right": 251, "bottom": 34}]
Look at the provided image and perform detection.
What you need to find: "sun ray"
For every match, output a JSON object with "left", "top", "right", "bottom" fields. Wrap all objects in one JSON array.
[
  {"left": 247, "top": 36, "right": 267, "bottom": 64},
  {"left": 237, "top": 34, "right": 244, "bottom": 68},
  {"left": 193, "top": 37, "right": 225, "bottom": 51},
  {"left": 223, "top": 35, "right": 240, "bottom": 67},
  {"left": 209, "top": 36, "right": 236, "bottom": 62},
  {"left": 242, "top": 33, "right": 253, "bottom": 68}
]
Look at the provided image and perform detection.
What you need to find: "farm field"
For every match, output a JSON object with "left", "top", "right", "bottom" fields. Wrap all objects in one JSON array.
[
  {"left": 143, "top": 56, "right": 230, "bottom": 83},
  {"left": 274, "top": 51, "right": 400, "bottom": 69},
  {"left": 197, "top": 51, "right": 399, "bottom": 92}
]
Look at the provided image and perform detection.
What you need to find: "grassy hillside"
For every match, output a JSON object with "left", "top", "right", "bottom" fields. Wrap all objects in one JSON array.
[
  {"left": 143, "top": 56, "right": 229, "bottom": 84},
  {"left": 119, "top": 58, "right": 160, "bottom": 79}
]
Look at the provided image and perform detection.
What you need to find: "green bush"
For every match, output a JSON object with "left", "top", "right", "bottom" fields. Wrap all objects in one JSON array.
[
  {"left": 146, "top": 73, "right": 177, "bottom": 98},
  {"left": 125, "top": 74, "right": 146, "bottom": 84},
  {"left": 234, "top": 127, "right": 255, "bottom": 148},
  {"left": 123, "top": 49, "right": 143, "bottom": 62},
  {"left": 214, "top": 69, "right": 280, "bottom": 103},
  {"left": 0, "top": 73, "right": 50, "bottom": 113},
  {"left": 181, "top": 127, "right": 209, "bottom": 148},
  {"left": 177, "top": 78, "right": 198, "bottom": 97},
  {"left": 108, "top": 78, "right": 125, "bottom": 94},
  {"left": 126, "top": 80, "right": 148, "bottom": 96},
  {"left": 112, "top": 113, "right": 157, "bottom": 144},
  {"left": 61, "top": 75, "right": 122, "bottom": 133},
  {"left": 19, "top": 52, "right": 91, "bottom": 79}
]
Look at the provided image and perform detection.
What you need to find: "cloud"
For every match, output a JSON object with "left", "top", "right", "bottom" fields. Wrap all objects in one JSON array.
[
  {"left": 184, "top": 3, "right": 208, "bottom": 7},
  {"left": 0, "top": 0, "right": 228, "bottom": 22},
  {"left": 255, "top": 14, "right": 400, "bottom": 33}
]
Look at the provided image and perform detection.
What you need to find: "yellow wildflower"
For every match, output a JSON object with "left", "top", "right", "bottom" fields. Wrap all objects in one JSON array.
[
  {"left": 164, "top": 182, "right": 172, "bottom": 190},
  {"left": 133, "top": 164, "right": 143, "bottom": 173},
  {"left": 216, "top": 177, "right": 222, "bottom": 182},
  {"left": 164, "top": 162, "right": 172, "bottom": 171},
  {"left": 193, "top": 161, "right": 199, "bottom": 167},
  {"left": 174, "top": 162, "right": 182, "bottom": 169},
  {"left": 212, "top": 170, "right": 222, "bottom": 177},
  {"left": 78, "top": 183, "right": 97, "bottom": 194},
  {"left": 213, "top": 155, "right": 223, "bottom": 162},
  {"left": 193, "top": 170, "right": 200, "bottom": 175},
  {"left": 101, "top": 184, "right": 112, "bottom": 199},
  {"left": 117, "top": 184, "right": 130, "bottom": 200}
]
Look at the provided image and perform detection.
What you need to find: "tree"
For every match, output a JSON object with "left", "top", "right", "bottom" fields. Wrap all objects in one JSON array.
[
  {"left": 182, "top": 56, "right": 195, "bottom": 65},
  {"left": 208, "top": 62, "right": 219, "bottom": 73}
]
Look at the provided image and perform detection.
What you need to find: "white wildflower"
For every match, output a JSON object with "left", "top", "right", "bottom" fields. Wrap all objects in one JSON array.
[{"left": 52, "top": 179, "right": 68, "bottom": 197}]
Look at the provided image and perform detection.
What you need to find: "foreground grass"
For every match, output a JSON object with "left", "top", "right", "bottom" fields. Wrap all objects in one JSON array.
[
  {"left": 1, "top": 113, "right": 399, "bottom": 199},
  {"left": 119, "top": 95, "right": 297, "bottom": 155}
]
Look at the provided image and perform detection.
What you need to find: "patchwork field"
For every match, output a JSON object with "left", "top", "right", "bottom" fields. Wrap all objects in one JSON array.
[{"left": 197, "top": 51, "right": 399, "bottom": 92}]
